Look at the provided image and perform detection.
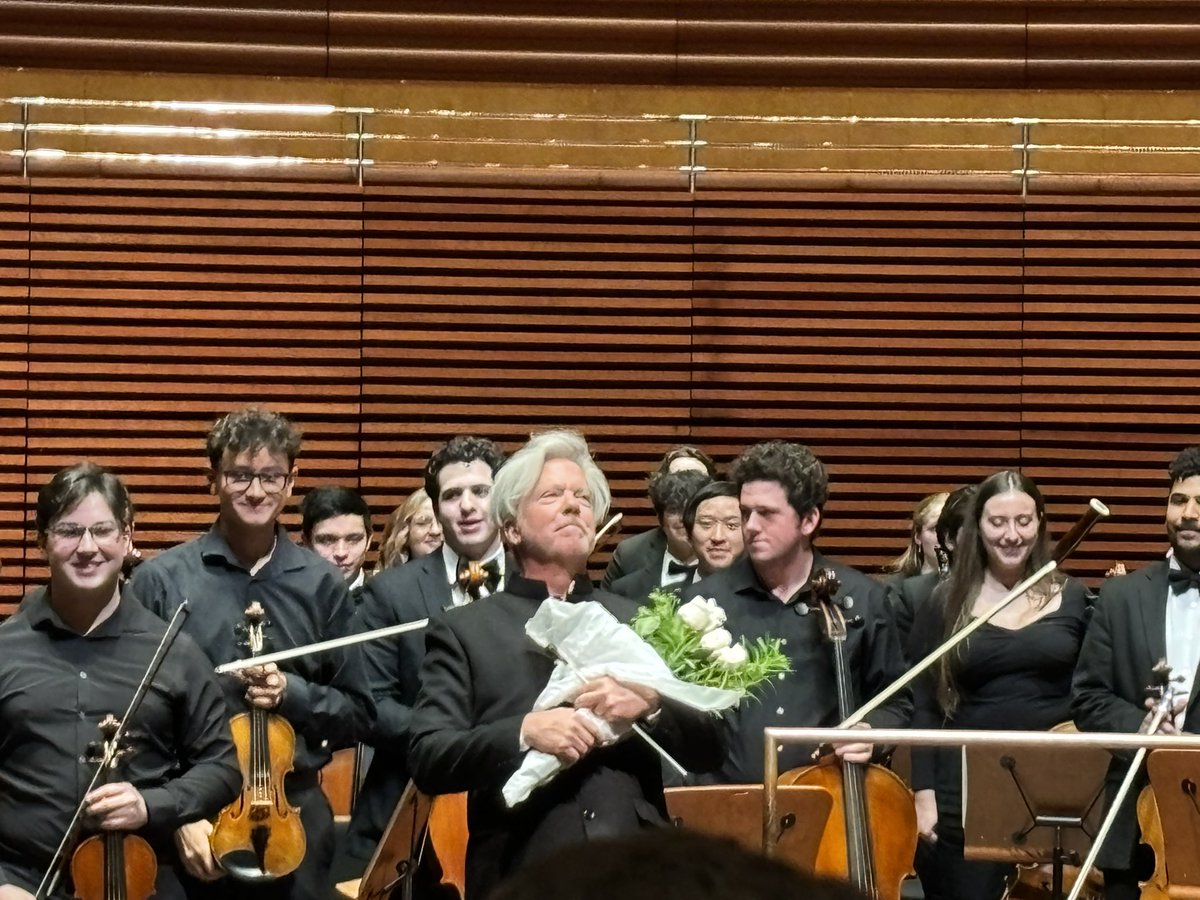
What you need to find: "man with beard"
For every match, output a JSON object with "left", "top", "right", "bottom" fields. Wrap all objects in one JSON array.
[{"left": 1073, "top": 446, "right": 1200, "bottom": 900}]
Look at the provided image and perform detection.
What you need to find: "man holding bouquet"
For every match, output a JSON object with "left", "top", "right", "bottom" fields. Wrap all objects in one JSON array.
[{"left": 409, "top": 429, "right": 723, "bottom": 900}]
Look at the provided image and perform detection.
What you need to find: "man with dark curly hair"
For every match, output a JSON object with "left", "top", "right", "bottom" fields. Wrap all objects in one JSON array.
[
  {"left": 128, "top": 406, "right": 372, "bottom": 900},
  {"left": 683, "top": 440, "right": 911, "bottom": 784},
  {"left": 1073, "top": 446, "right": 1200, "bottom": 900},
  {"left": 335, "top": 435, "right": 509, "bottom": 881}
]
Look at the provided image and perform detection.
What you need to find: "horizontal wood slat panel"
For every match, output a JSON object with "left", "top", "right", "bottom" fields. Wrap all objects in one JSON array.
[
  {"left": 4, "top": 2, "right": 1200, "bottom": 88},
  {"left": 0, "top": 179, "right": 28, "bottom": 604},
  {"left": 2, "top": 179, "right": 1196, "bottom": 613}
]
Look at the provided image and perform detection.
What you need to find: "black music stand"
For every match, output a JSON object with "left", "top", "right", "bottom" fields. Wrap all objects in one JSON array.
[
  {"left": 337, "top": 780, "right": 433, "bottom": 900},
  {"left": 1147, "top": 748, "right": 1200, "bottom": 895},
  {"left": 963, "top": 743, "right": 1109, "bottom": 900},
  {"left": 666, "top": 784, "right": 832, "bottom": 872}
]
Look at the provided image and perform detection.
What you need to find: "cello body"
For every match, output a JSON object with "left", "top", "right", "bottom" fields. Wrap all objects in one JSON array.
[
  {"left": 1136, "top": 785, "right": 1170, "bottom": 900},
  {"left": 781, "top": 759, "right": 916, "bottom": 900}
]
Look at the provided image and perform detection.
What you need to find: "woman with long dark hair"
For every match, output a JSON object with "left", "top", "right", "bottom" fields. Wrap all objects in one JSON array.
[{"left": 908, "top": 470, "right": 1091, "bottom": 900}]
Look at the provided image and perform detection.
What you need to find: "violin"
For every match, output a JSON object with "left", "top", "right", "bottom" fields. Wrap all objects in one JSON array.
[
  {"left": 70, "top": 715, "right": 158, "bottom": 900},
  {"left": 210, "top": 602, "right": 305, "bottom": 881},
  {"left": 780, "top": 569, "right": 917, "bottom": 900}
]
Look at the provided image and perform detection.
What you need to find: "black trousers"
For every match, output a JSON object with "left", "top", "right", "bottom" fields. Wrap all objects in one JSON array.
[{"left": 179, "top": 783, "right": 335, "bottom": 900}]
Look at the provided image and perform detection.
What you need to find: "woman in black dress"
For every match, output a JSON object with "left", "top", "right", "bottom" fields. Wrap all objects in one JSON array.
[{"left": 909, "top": 470, "right": 1091, "bottom": 900}]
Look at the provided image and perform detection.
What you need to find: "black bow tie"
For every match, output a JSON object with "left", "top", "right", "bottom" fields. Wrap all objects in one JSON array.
[
  {"left": 667, "top": 560, "right": 697, "bottom": 578},
  {"left": 1169, "top": 565, "right": 1200, "bottom": 594},
  {"left": 456, "top": 558, "right": 502, "bottom": 600}
]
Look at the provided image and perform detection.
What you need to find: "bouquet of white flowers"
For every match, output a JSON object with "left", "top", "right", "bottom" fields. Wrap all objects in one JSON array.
[
  {"left": 500, "top": 590, "right": 789, "bottom": 807},
  {"left": 631, "top": 589, "right": 790, "bottom": 694}
]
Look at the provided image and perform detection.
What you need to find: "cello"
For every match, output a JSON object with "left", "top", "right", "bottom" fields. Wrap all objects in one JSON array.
[
  {"left": 70, "top": 715, "right": 158, "bottom": 900},
  {"left": 210, "top": 601, "right": 305, "bottom": 881},
  {"left": 780, "top": 568, "right": 917, "bottom": 900}
]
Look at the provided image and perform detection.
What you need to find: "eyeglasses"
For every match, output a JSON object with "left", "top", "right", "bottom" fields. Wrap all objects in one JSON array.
[
  {"left": 47, "top": 521, "right": 126, "bottom": 546},
  {"left": 221, "top": 470, "right": 291, "bottom": 494}
]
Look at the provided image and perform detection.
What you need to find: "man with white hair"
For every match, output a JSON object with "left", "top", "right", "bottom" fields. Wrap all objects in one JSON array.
[{"left": 409, "top": 430, "right": 723, "bottom": 900}]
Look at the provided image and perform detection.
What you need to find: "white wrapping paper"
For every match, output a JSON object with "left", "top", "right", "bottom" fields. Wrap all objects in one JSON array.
[{"left": 502, "top": 598, "right": 742, "bottom": 807}]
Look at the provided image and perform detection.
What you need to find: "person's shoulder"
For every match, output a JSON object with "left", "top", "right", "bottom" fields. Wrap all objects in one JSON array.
[
  {"left": 823, "top": 556, "right": 890, "bottom": 599},
  {"left": 613, "top": 527, "right": 664, "bottom": 559},
  {"left": 1097, "top": 559, "right": 1167, "bottom": 605},
  {"left": 591, "top": 588, "right": 642, "bottom": 622},
  {"left": 136, "top": 535, "right": 204, "bottom": 575},
  {"left": 367, "top": 553, "right": 442, "bottom": 594}
]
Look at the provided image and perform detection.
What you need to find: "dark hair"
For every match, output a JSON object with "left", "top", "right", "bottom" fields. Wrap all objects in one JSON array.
[
  {"left": 206, "top": 406, "right": 301, "bottom": 469},
  {"left": 300, "top": 486, "right": 371, "bottom": 539},
  {"left": 729, "top": 441, "right": 829, "bottom": 518},
  {"left": 490, "top": 829, "right": 863, "bottom": 900},
  {"left": 934, "top": 470, "right": 1057, "bottom": 715},
  {"left": 654, "top": 445, "right": 717, "bottom": 478},
  {"left": 648, "top": 469, "right": 711, "bottom": 521},
  {"left": 36, "top": 462, "right": 134, "bottom": 539},
  {"left": 423, "top": 435, "right": 506, "bottom": 501},
  {"left": 1169, "top": 447, "right": 1200, "bottom": 485},
  {"left": 683, "top": 480, "right": 739, "bottom": 533},
  {"left": 936, "top": 483, "right": 980, "bottom": 552}
]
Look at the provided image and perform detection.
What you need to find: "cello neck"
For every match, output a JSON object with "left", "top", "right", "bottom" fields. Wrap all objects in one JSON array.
[{"left": 830, "top": 637, "right": 878, "bottom": 898}]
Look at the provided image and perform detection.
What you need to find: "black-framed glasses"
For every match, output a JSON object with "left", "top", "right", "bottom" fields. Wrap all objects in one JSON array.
[
  {"left": 47, "top": 520, "right": 126, "bottom": 546},
  {"left": 221, "top": 470, "right": 292, "bottom": 494}
]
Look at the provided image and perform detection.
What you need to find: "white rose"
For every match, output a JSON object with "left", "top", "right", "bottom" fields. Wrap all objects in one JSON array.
[
  {"left": 677, "top": 597, "right": 727, "bottom": 633},
  {"left": 699, "top": 628, "right": 733, "bottom": 655},
  {"left": 716, "top": 644, "right": 749, "bottom": 669}
]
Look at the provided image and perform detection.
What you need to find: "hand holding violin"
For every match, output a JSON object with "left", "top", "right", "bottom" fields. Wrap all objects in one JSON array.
[
  {"left": 1143, "top": 693, "right": 1188, "bottom": 735},
  {"left": 174, "top": 820, "right": 224, "bottom": 882},
  {"left": 82, "top": 782, "right": 148, "bottom": 830},
  {"left": 235, "top": 662, "right": 286, "bottom": 710},
  {"left": 0, "top": 884, "right": 36, "bottom": 900}
]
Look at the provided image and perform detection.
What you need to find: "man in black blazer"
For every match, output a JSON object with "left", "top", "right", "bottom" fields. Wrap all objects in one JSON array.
[
  {"left": 409, "top": 430, "right": 724, "bottom": 900},
  {"left": 608, "top": 469, "right": 710, "bottom": 601},
  {"left": 332, "top": 436, "right": 508, "bottom": 882},
  {"left": 602, "top": 445, "right": 716, "bottom": 587},
  {"left": 1073, "top": 446, "right": 1200, "bottom": 900}
]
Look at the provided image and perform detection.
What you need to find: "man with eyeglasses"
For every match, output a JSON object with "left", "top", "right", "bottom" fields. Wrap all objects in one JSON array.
[
  {"left": 128, "top": 406, "right": 372, "bottom": 900},
  {"left": 300, "top": 486, "right": 373, "bottom": 599},
  {"left": 332, "top": 435, "right": 508, "bottom": 884}
]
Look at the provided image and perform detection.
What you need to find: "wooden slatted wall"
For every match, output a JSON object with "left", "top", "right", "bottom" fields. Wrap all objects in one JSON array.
[
  {"left": 2, "top": 180, "right": 1198, "bottom": 613},
  {"left": 5, "top": 1, "right": 1200, "bottom": 89}
]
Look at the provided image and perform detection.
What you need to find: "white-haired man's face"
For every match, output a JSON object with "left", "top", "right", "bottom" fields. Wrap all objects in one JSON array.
[{"left": 505, "top": 457, "right": 596, "bottom": 571}]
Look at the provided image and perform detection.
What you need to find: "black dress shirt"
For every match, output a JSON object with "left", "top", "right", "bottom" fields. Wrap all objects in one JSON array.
[
  {"left": 127, "top": 523, "right": 373, "bottom": 780},
  {"left": 683, "top": 553, "right": 912, "bottom": 783},
  {"left": 0, "top": 588, "right": 240, "bottom": 894}
]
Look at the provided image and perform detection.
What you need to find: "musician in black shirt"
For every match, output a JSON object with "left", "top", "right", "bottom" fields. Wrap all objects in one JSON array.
[
  {"left": 128, "top": 407, "right": 372, "bottom": 900},
  {"left": 0, "top": 463, "right": 239, "bottom": 900}
]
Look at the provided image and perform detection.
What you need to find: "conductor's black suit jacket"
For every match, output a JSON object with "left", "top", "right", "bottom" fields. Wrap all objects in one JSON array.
[
  {"left": 408, "top": 573, "right": 725, "bottom": 900},
  {"left": 1071, "top": 559, "right": 1199, "bottom": 870}
]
